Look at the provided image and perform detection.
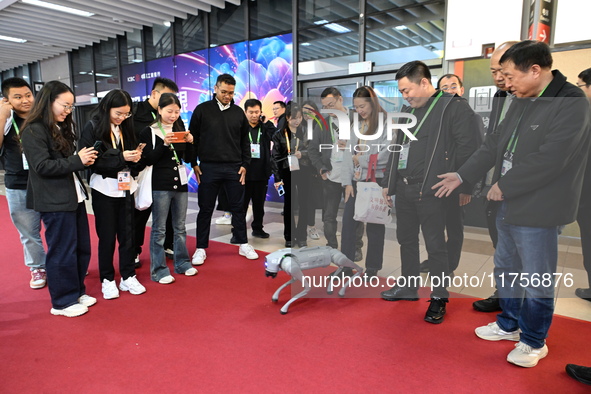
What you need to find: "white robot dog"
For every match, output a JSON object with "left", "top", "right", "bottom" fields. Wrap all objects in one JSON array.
[{"left": 265, "top": 246, "right": 364, "bottom": 314}]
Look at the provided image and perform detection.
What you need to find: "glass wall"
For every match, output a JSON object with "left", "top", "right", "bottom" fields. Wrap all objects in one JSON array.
[
  {"left": 71, "top": 46, "right": 95, "bottom": 103},
  {"left": 94, "top": 37, "right": 119, "bottom": 97},
  {"left": 145, "top": 24, "right": 173, "bottom": 61},
  {"left": 209, "top": 3, "right": 245, "bottom": 46},
  {"left": 249, "top": 0, "right": 292, "bottom": 39},
  {"left": 120, "top": 28, "right": 143, "bottom": 65},
  {"left": 175, "top": 14, "right": 206, "bottom": 53}
]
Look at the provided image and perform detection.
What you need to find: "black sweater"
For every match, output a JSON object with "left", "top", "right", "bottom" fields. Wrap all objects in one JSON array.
[
  {"left": 1, "top": 114, "right": 28, "bottom": 189},
  {"left": 188, "top": 98, "right": 251, "bottom": 169},
  {"left": 133, "top": 99, "right": 157, "bottom": 137},
  {"left": 246, "top": 120, "right": 276, "bottom": 181}
]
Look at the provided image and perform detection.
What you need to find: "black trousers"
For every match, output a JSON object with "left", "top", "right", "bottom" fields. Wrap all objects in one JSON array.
[
  {"left": 197, "top": 162, "right": 247, "bottom": 248},
  {"left": 292, "top": 167, "right": 316, "bottom": 242},
  {"left": 280, "top": 167, "right": 294, "bottom": 242},
  {"left": 244, "top": 180, "right": 268, "bottom": 232},
  {"left": 134, "top": 206, "right": 174, "bottom": 255},
  {"left": 578, "top": 204, "right": 591, "bottom": 286},
  {"left": 321, "top": 178, "right": 364, "bottom": 251},
  {"left": 395, "top": 180, "right": 449, "bottom": 298},
  {"left": 92, "top": 189, "right": 136, "bottom": 282},
  {"left": 444, "top": 192, "right": 464, "bottom": 272}
]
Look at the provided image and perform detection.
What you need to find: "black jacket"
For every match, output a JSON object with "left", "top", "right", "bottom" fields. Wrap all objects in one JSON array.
[
  {"left": 271, "top": 127, "right": 295, "bottom": 182},
  {"left": 79, "top": 119, "right": 144, "bottom": 179},
  {"left": 133, "top": 99, "right": 156, "bottom": 137},
  {"left": 246, "top": 120, "right": 276, "bottom": 181},
  {"left": 0, "top": 114, "right": 28, "bottom": 189},
  {"left": 21, "top": 122, "right": 87, "bottom": 212},
  {"left": 382, "top": 92, "right": 483, "bottom": 197},
  {"left": 458, "top": 70, "right": 591, "bottom": 227}
]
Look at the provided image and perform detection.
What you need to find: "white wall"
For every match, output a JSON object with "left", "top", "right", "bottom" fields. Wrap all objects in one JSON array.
[
  {"left": 39, "top": 54, "right": 71, "bottom": 87},
  {"left": 445, "top": 0, "right": 523, "bottom": 60},
  {"left": 554, "top": 0, "right": 591, "bottom": 44}
]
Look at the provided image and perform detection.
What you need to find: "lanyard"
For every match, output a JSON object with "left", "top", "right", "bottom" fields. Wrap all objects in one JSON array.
[
  {"left": 402, "top": 90, "right": 443, "bottom": 144},
  {"left": 285, "top": 131, "right": 292, "bottom": 155},
  {"left": 110, "top": 130, "right": 124, "bottom": 150},
  {"left": 329, "top": 118, "right": 336, "bottom": 143},
  {"left": 506, "top": 86, "right": 548, "bottom": 154},
  {"left": 11, "top": 117, "right": 21, "bottom": 136},
  {"left": 249, "top": 127, "right": 261, "bottom": 144},
  {"left": 157, "top": 121, "right": 181, "bottom": 164},
  {"left": 151, "top": 112, "right": 156, "bottom": 120}
]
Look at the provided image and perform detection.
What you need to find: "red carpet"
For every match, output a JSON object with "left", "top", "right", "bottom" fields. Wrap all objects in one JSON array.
[{"left": 1, "top": 195, "right": 590, "bottom": 393}]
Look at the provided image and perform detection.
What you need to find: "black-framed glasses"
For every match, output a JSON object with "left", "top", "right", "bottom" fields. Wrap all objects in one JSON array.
[{"left": 576, "top": 83, "right": 589, "bottom": 88}]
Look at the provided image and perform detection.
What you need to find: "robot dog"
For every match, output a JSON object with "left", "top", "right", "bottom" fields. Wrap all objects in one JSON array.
[{"left": 265, "top": 246, "right": 364, "bottom": 314}]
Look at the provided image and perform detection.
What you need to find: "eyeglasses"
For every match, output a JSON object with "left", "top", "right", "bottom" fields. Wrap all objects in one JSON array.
[
  {"left": 576, "top": 83, "right": 589, "bottom": 88},
  {"left": 114, "top": 112, "right": 132, "bottom": 119},
  {"left": 56, "top": 101, "right": 75, "bottom": 112}
]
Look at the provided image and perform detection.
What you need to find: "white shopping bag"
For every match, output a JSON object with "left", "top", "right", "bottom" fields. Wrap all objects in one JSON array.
[{"left": 353, "top": 181, "right": 392, "bottom": 225}]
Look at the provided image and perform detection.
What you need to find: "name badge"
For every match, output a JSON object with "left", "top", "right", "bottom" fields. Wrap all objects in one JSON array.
[
  {"left": 288, "top": 155, "right": 300, "bottom": 171},
  {"left": 332, "top": 150, "right": 343, "bottom": 163},
  {"left": 179, "top": 164, "right": 188, "bottom": 185},
  {"left": 118, "top": 170, "right": 131, "bottom": 190},
  {"left": 398, "top": 143, "right": 410, "bottom": 170},
  {"left": 251, "top": 143, "right": 261, "bottom": 159},
  {"left": 501, "top": 152, "right": 513, "bottom": 177},
  {"left": 22, "top": 153, "right": 29, "bottom": 170}
]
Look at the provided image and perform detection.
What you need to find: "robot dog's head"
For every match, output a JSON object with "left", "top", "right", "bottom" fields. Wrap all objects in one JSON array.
[{"left": 264, "top": 248, "right": 293, "bottom": 279}]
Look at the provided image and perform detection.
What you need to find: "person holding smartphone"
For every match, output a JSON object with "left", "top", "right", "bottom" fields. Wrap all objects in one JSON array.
[
  {"left": 140, "top": 93, "right": 197, "bottom": 284},
  {"left": 79, "top": 89, "right": 146, "bottom": 300},
  {"left": 20, "top": 81, "right": 98, "bottom": 317},
  {"left": 271, "top": 102, "right": 303, "bottom": 247}
]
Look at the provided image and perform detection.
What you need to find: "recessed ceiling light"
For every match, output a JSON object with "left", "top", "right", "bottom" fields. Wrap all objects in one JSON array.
[
  {"left": 22, "top": 0, "right": 94, "bottom": 17},
  {"left": 0, "top": 34, "right": 27, "bottom": 43},
  {"left": 395, "top": 25, "right": 408, "bottom": 31},
  {"left": 163, "top": 21, "right": 171, "bottom": 27}
]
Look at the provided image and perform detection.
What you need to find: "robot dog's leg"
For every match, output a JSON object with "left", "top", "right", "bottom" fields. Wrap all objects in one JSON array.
[
  {"left": 279, "top": 260, "right": 309, "bottom": 314},
  {"left": 272, "top": 278, "right": 296, "bottom": 302},
  {"left": 329, "top": 249, "right": 365, "bottom": 297}
]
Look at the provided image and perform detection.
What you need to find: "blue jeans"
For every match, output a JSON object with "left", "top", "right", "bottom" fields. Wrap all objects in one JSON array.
[
  {"left": 41, "top": 203, "right": 91, "bottom": 309},
  {"left": 494, "top": 201, "right": 558, "bottom": 349},
  {"left": 6, "top": 188, "right": 46, "bottom": 270},
  {"left": 150, "top": 190, "right": 191, "bottom": 281}
]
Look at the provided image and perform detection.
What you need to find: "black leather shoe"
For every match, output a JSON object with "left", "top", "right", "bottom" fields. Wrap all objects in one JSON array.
[
  {"left": 566, "top": 364, "right": 591, "bottom": 385},
  {"left": 230, "top": 236, "right": 240, "bottom": 244},
  {"left": 425, "top": 297, "right": 448, "bottom": 324},
  {"left": 252, "top": 230, "right": 270, "bottom": 239},
  {"left": 473, "top": 290, "right": 502, "bottom": 312},
  {"left": 575, "top": 288, "right": 591, "bottom": 302},
  {"left": 285, "top": 241, "right": 292, "bottom": 247},
  {"left": 420, "top": 259, "right": 430, "bottom": 273},
  {"left": 381, "top": 286, "right": 419, "bottom": 301}
]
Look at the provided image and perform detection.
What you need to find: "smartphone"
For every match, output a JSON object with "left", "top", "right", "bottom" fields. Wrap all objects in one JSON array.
[
  {"left": 92, "top": 140, "right": 102, "bottom": 151},
  {"left": 277, "top": 185, "right": 285, "bottom": 196},
  {"left": 136, "top": 143, "right": 146, "bottom": 151}
]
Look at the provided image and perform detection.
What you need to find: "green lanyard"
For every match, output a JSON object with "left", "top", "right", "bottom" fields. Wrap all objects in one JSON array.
[
  {"left": 505, "top": 85, "right": 549, "bottom": 154},
  {"left": 157, "top": 121, "right": 181, "bottom": 164},
  {"left": 11, "top": 117, "right": 20, "bottom": 136},
  {"left": 248, "top": 127, "right": 261, "bottom": 144},
  {"left": 402, "top": 90, "right": 443, "bottom": 144},
  {"left": 328, "top": 118, "right": 336, "bottom": 143},
  {"left": 151, "top": 112, "right": 156, "bottom": 120}
]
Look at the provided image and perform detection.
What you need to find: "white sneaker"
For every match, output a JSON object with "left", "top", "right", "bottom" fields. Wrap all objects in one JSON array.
[
  {"left": 245, "top": 206, "right": 253, "bottom": 223},
  {"left": 308, "top": 227, "right": 320, "bottom": 240},
  {"left": 215, "top": 213, "right": 232, "bottom": 225},
  {"left": 475, "top": 321, "right": 520, "bottom": 341},
  {"left": 185, "top": 267, "right": 198, "bottom": 276},
  {"left": 507, "top": 341, "right": 548, "bottom": 368},
  {"left": 239, "top": 244, "right": 259, "bottom": 260},
  {"left": 51, "top": 303, "right": 88, "bottom": 317},
  {"left": 192, "top": 248, "right": 206, "bottom": 265},
  {"left": 119, "top": 275, "right": 147, "bottom": 295},
  {"left": 159, "top": 275, "right": 175, "bottom": 284},
  {"left": 101, "top": 279, "right": 120, "bottom": 300},
  {"left": 164, "top": 248, "right": 174, "bottom": 256},
  {"left": 78, "top": 294, "right": 97, "bottom": 307},
  {"left": 134, "top": 254, "right": 140, "bottom": 264}
]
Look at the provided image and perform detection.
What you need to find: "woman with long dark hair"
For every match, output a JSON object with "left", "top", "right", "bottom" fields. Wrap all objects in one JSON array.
[
  {"left": 140, "top": 93, "right": 197, "bottom": 284},
  {"left": 21, "top": 80, "right": 98, "bottom": 317},
  {"left": 340, "top": 86, "right": 390, "bottom": 278},
  {"left": 271, "top": 102, "right": 303, "bottom": 247},
  {"left": 79, "top": 89, "right": 146, "bottom": 299}
]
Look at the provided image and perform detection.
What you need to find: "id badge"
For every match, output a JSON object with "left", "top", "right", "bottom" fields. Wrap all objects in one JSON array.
[
  {"left": 288, "top": 155, "right": 300, "bottom": 171},
  {"left": 501, "top": 159, "right": 513, "bottom": 177},
  {"left": 117, "top": 170, "right": 131, "bottom": 190},
  {"left": 251, "top": 143, "right": 261, "bottom": 159},
  {"left": 179, "top": 164, "right": 188, "bottom": 185},
  {"left": 354, "top": 164, "right": 361, "bottom": 181},
  {"left": 398, "top": 143, "right": 410, "bottom": 170},
  {"left": 332, "top": 150, "right": 343, "bottom": 163},
  {"left": 22, "top": 153, "right": 29, "bottom": 170}
]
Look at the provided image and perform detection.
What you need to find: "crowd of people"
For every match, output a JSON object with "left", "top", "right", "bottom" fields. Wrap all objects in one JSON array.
[{"left": 2, "top": 39, "right": 591, "bottom": 380}]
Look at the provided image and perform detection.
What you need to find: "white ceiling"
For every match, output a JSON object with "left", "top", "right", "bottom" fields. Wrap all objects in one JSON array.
[{"left": 0, "top": 0, "right": 240, "bottom": 72}]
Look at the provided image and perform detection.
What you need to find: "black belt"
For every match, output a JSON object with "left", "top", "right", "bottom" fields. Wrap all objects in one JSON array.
[{"left": 401, "top": 176, "right": 423, "bottom": 185}]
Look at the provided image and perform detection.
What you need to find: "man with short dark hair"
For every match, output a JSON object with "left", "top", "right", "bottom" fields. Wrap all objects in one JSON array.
[
  {"left": 0, "top": 77, "right": 47, "bottom": 289},
  {"left": 272, "top": 100, "right": 286, "bottom": 130},
  {"left": 189, "top": 74, "right": 258, "bottom": 265},
  {"left": 434, "top": 40, "right": 591, "bottom": 367},
  {"left": 243, "top": 98, "right": 276, "bottom": 238},
  {"left": 437, "top": 74, "right": 464, "bottom": 97},
  {"left": 575, "top": 67, "right": 591, "bottom": 302},
  {"left": 132, "top": 77, "right": 179, "bottom": 267},
  {"left": 380, "top": 61, "right": 482, "bottom": 324}
]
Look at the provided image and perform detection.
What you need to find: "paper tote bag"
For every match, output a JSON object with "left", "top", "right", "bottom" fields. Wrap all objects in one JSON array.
[
  {"left": 353, "top": 181, "right": 392, "bottom": 225},
  {"left": 134, "top": 165, "right": 153, "bottom": 210}
]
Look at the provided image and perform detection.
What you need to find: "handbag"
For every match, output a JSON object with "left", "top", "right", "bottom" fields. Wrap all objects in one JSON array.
[
  {"left": 134, "top": 131, "right": 155, "bottom": 210},
  {"left": 353, "top": 154, "right": 392, "bottom": 225}
]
